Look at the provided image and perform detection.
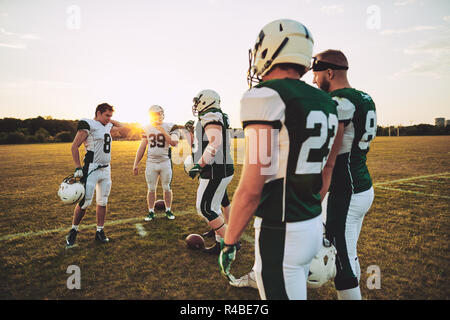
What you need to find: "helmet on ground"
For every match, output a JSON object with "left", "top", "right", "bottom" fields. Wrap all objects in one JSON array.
[{"left": 307, "top": 237, "right": 337, "bottom": 289}]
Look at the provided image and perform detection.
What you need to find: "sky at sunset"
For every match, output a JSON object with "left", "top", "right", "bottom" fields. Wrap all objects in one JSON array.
[{"left": 0, "top": 0, "right": 449, "bottom": 128}]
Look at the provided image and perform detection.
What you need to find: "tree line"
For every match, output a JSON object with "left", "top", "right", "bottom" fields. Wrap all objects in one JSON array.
[
  {"left": 376, "top": 124, "right": 450, "bottom": 136},
  {"left": 0, "top": 117, "right": 448, "bottom": 144},
  {"left": 0, "top": 116, "right": 142, "bottom": 144}
]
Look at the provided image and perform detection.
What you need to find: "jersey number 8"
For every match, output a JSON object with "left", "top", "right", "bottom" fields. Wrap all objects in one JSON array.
[{"left": 103, "top": 134, "right": 111, "bottom": 153}]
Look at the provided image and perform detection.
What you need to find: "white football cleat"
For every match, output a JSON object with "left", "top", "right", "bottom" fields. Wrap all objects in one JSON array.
[{"left": 229, "top": 270, "right": 258, "bottom": 289}]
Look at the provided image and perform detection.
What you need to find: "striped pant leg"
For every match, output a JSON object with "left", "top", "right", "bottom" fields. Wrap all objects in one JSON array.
[
  {"left": 327, "top": 187, "right": 374, "bottom": 289},
  {"left": 196, "top": 177, "right": 228, "bottom": 221},
  {"left": 254, "top": 215, "right": 322, "bottom": 300}
]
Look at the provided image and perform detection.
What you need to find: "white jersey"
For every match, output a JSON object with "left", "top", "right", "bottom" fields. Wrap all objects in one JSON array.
[
  {"left": 142, "top": 122, "right": 179, "bottom": 163},
  {"left": 77, "top": 118, "right": 113, "bottom": 165}
]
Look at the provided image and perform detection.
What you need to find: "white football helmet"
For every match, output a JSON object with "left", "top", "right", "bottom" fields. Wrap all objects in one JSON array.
[
  {"left": 247, "top": 19, "right": 314, "bottom": 87},
  {"left": 58, "top": 175, "right": 85, "bottom": 204},
  {"left": 149, "top": 105, "right": 164, "bottom": 125},
  {"left": 183, "top": 154, "right": 194, "bottom": 175},
  {"left": 307, "top": 237, "right": 337, "bottom": 289},
  {"left": 192, "top": 89, "right": 220, "bottom": 116}
]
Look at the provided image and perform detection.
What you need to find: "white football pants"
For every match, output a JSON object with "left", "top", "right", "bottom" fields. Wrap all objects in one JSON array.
[
  {"left": 253, "top": 215, "right": 322, "bottom": 300},
  {"left": 145, "top": 159, "right": 173, "bottom": 191}
]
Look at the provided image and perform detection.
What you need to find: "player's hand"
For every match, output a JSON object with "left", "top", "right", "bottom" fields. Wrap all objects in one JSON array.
[
  {"left": 185, "top": 120, "right": 194, "bottom": 133},
  {"left": 133, "top": 166, "right": 139, "bottom": 176},
  {"left": 218, "top": 239, "right": 237, "bottom": 283},
  {"left": 188, "top": 164, "right": 202, "bottom": 179},
  {"left": 74, "top": 167, "right": 83, "bottom": 178}
]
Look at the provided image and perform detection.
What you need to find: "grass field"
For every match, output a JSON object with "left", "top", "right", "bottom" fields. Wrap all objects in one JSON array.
[{"left": 0, "top": 136, "right": 449, "bottom": 300}]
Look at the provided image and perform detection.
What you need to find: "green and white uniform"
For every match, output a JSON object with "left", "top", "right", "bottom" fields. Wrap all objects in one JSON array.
[
  {"left": 240, "top": 78, "right": 338, "bottom": 300},
  {"left": 325, "top": 88, "right": 376, "bottom": 291},
  {"left": 194, "top": 108, "right": 234, "bottom": 222},
  {"left": 76, "top": 118, "right": 113, "bottom": 209}
]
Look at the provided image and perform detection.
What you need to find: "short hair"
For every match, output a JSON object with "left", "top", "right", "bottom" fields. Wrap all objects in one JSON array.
[
  {"left": 95, "top": 103, "right": 114, "bottom": 116},
  {"left": 274, "top": 63, "right": 308, "bottom": 78},
  {"left": 315, "top": 49, "right": 348, "bottom": 68}
]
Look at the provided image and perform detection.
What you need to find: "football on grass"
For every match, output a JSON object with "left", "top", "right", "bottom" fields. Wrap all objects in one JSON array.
[
  {"left": 185, "top": 234, "right": 205, "bottom": 249},
  {"left": 155, "top": 199, "right": 165, "bottom": 211}
]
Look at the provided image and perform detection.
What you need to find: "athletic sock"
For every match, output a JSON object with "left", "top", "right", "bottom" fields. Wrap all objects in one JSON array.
[
  {"left": 166, "top": 207, "right": 171, "bottom": 212},
  {"left": 72, "top": 225, "right": 79, "bottom": 231},
  {"left": 96, "top": 226, "right": 104, "bottom": 232},
  {"left": 337, "top": 286, "right": 362, "bottom": 300}
]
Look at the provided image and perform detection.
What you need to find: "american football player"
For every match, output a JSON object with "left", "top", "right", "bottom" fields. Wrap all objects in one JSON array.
[
  {"left": 312, "top": 49, "right": 376, "bottom": 300},
  {"left": 188, "top": 90, "right": 235, "bottom": 254},
  {"left": 184, "top": 115, "right": 233, "bottom": 240},
  {"left": 133, "top": 105, "right": 180, "bottom": 221},
  {"left": 219, "top": 19, "right": 339, "bottom": 300},
  {"left": 65, "top": 103, "right": 125, "bottom": 247}
]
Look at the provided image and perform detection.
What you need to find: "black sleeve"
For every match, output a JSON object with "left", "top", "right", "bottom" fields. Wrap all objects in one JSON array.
[
  {"left": 77, "top": 120, "right": 90, "bottom": 131},
  {"left": 242, "top": 120, "right": 282, "bottom": 130}
]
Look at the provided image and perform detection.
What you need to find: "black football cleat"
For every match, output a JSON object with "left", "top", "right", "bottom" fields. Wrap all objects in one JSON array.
[
  {"left": 95, "top": 229, "right": 110, "bottom": 243},
  {"left": 65, "top": 228, "right": 78, "bottom": 247},
  {"left": 202, "top": 241, "right": 221, "bottom": 255},
  {"left": 202, "top": 229, "right": 215, "bottom": 238}
]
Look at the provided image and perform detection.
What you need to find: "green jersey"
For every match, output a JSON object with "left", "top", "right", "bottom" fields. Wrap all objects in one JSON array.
[
  {"left": 329, "top": 88, "right": 377, "bottom": 194},
  {"left": 193, "top": 108, "right": 234, "bottom": 179},
  {"left": 240, "top": 78, "right": 338, "bottom": 222}
]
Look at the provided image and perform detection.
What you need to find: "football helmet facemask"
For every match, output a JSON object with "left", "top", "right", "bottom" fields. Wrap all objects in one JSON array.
[
  {"left": 307, "top": 237, "right": 337, "bottom": 289},
  {"left": 247, "top": 19, "right": 314, "bottom": 87},
  {"left": 149, "top": 105, "right": 165, "bottom": 125},
  {"left": 58, "top": 175, "right": 85, "bottom": 205},
  {"left": 192, "top": 89, "right": 220, "bottom": 117}
]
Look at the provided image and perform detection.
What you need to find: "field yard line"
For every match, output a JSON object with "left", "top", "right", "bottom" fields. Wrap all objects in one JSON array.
[
  {"left": 374, "top": 172, "right": 450, "bottom": 186},
  {"left": 398, "top": 183, "right": 427, "bottom": 188},
  {"left": 376, "top": 185, "right": 450, "bottom": 200},
  {"left": 0, "top": 212, "right": 195, "bottom": 242},
  {"left": 0, "top": 210, "right": 259, "bottom": 244}
]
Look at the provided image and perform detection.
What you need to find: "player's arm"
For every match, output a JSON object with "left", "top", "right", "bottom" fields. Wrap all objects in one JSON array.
[
  {"left": 198, "top": 123, "right": 222, "bottom": 167},
  {"left": 320, "top": 122, "right": 344, "bottom": 201},
  {"left": 110, "top": 119, "right": 126, "bottom": 135},
  {"left": 71, "top": 129, "right": 88, "bottom": 174},
  {"left": 182, "top": 121, "right": 195, "bottom": 146},
  {"left": 133, "top": 135, "right": 148, "bottom": 175},
  {"left": 224, "top": 123, "right": 271, "bottom": 245},
  {"left": 320, "top": 97, "right": 355, "bottom": 200},
  {"left": 156, "top": 126, "right": 178, "bottom": 147}
]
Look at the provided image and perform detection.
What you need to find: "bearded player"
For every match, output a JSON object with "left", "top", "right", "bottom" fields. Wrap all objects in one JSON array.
[
  {"left": 65, "top": 103, "right": 125, "bottom": 247},
  {"left": 133, "top": 105, "right": 180, "bottom": 221},
  {"left": 312, "top": 49, "right": 376, "bottom": 300},
  {"left": 188, "top": 90, "right": 235, "bottom": 254}
]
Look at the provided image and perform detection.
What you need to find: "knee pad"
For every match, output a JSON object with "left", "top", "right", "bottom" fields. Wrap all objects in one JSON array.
[
  {"left": 161, "top": 183, "right": 171, "bottom": 192},
  {"left": 334, "top": 274, "right": 359, "bottom": 291},
  {"left": 200, "top": 207, "right": 219, "bottom": 222},
  {"left": 96, "top": 197, "right": 108, "bottom": 207}
]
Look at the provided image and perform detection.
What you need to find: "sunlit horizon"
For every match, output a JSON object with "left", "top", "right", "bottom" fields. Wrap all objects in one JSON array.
[{"left": 1, "top": 0, "right": 449, "bottom": 127}]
